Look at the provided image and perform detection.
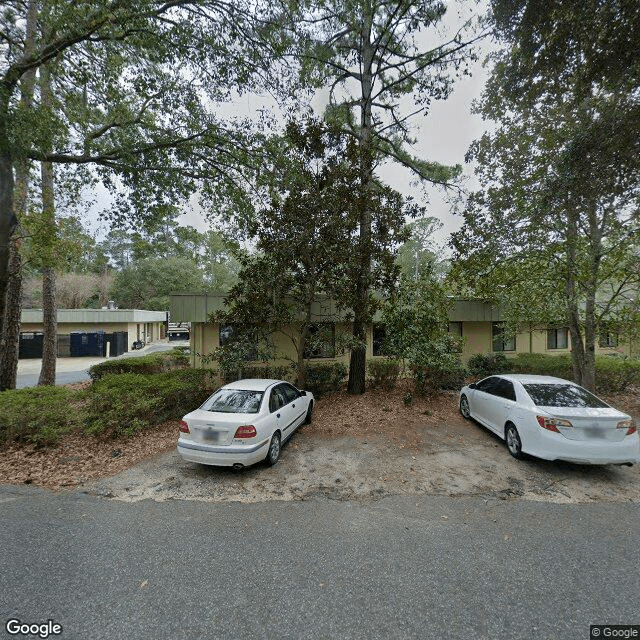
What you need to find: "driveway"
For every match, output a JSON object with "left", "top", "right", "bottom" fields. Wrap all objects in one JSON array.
[{"left": 15, "top": 340, "right": 188, "bottom": 388}]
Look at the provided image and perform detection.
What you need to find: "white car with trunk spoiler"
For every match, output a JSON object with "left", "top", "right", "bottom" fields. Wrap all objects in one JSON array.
[
  {"left": 459, "top": 374, "right": 639, "bottom": 465},
  {"left": 177, "top": 379, "right": 314, "bottom": 469}
]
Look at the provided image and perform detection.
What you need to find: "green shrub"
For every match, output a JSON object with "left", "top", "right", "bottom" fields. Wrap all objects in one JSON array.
[
  {"left": 88, "top": 351, "right": 189, "bottom": 380},
  {"left": 411, "top": 359, "right": 468, "bottom": 396},
  {"left": 83, "top": 369, "right": 218, "bottom": 436},
  {"left": 594, "top": 356, "right": 640, "bottom": 393},
  {"left": 467, "top": 353, "right": 512, "bottom": 377},
  {"left": 222, "top": 364, "right": 293, "bottom": 384},
  {"left": 367, "top": 358, "right": 401, "bottom": 390},
  {"left": 0, "top": 386, "right": 83, "bottom": 445},
  {"left": 304, "top": 362, "right": 347, "bottom": 396}
]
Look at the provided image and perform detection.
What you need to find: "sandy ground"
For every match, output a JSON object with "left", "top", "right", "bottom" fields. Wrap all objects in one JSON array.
[{"left": 3, "top": 381, "right": 639, "bottom": 505}]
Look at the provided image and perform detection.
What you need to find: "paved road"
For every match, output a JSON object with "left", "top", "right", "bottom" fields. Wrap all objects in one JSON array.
[
  {"left": 1, "top": 486, "right": 637, "bottom": 640},
  {"left": 15, "top": 341, "right": 187, "bottom": 389}
]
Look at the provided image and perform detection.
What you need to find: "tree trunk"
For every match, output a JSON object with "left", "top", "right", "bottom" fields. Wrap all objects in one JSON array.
[
  {"left": 0, "top": 135, "right": 16, "bottom": 345},
  {"left": 38, "top": 62, "right": 57, "bottom": 386},
  {"left": 565, "top": 204, "right": 586, "bottom": 385},
  {"left": 0, "top": 0, "right": 37, "bottom": 389},
  {"left": 347, "top": 8, "right": 374, "bottom": 395},
  {"left": 0, "top": 236, "right": 23, "bottom": 391}
]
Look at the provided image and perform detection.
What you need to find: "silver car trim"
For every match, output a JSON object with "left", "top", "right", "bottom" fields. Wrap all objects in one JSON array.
[{"left": 178, "top": 439, "right": 270, "bottom": 454}]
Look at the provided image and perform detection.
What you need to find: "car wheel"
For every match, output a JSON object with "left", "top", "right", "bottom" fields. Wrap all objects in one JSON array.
[
  {"left": 304, "top": 400, "right": 313, "bottom": 425},
  {"left": 460, "top": 395, "right": 471, "bottom": 419},
  {"left": 265, "top": 432, "right": 281, "bottom": 466},
  {"left": 505, "top": 423, "right": 524, "bottom": 460}
]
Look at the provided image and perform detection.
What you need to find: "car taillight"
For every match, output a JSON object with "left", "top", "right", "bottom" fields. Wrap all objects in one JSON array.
[
  {"left": 617, "top": 419, "right": 636, "bottom": 436},
  {"left": 537, "top": 416, "right": 573, "bottom": 432},
  {"left": 179, "top": 420, "right": 190, "bottom": 433},
  {"left": 234, "top": 425, "right": 257, "bottom": 439}
]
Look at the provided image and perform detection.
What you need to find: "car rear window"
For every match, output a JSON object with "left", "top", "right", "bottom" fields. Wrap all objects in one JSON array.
[
  {"left": 200, "top": 389, "right": 264, "bottom": 414},
  {"left": 522, "top": 384, "right": 608, "bottom": 408}
]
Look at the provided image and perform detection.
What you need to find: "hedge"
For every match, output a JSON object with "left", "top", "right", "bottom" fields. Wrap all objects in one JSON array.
[
  {"left": 88, "top": 349, "right": 189, "bottom": 380},
  {"left": 0, "top": 386, "right": 83, "bottom": 445},
  {"left": 304, "top": 362, "right": 347, "bottom": 396},
  {"left": 82, "top": 369, "right": 219, "bottom": 436}
]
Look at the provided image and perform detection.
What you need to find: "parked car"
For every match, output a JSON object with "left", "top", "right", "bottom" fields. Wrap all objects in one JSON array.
[
  {"left": 177, "top": 379, "right": 314, "bottom": 469},
  {"left": 459, "top": 374, "right": 639, "bottom": 465}
]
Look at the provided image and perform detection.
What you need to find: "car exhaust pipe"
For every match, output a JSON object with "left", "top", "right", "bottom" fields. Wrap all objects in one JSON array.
[{"left": 232, "top": 463, "right": 244, "bottom": 470}]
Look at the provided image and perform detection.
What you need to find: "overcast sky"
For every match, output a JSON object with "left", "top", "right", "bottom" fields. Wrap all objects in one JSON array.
[{"left": 89, "top": 3, "right": 495, "bottom": 253}]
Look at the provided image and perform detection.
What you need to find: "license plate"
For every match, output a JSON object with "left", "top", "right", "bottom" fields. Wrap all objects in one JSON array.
[
  {"left": 585, "top": 427, "right": 606, "bottom": 439},
  {"left": 202, "top": 429, "right": 220, "bottom": 443}
]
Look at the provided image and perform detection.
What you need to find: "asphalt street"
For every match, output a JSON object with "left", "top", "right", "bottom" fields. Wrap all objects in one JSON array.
[
  {"left": 1, "top": 486, "right": 638, "bottom": 640},
  {"left": 15, "top": 341, "right": 185, "bottom": 389}
]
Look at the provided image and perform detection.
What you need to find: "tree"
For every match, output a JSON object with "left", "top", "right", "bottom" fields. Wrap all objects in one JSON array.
[
  {"left": 218, "top": 119, "right": 413, "bottom": 385},
  {"left": 450, "top": 0, "right": 640, "bottom": 390},
  {"left": 396, "top": 216, "right": 448, "bottom": 282},
  {"left": 272, "top": 0, "right": 485, "bottom": 393},
  {"left": 110, "top": 256, "right": 204, "bottom": 310},
  {"left": 0, "top": 0, "right": 272, "bottom": 384}
]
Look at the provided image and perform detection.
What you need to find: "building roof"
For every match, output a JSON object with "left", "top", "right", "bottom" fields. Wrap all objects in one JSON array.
[
  {"left": 21, "top": 309, "right": 167, "bottom": 324},
  {"left": 169, "top": 292, "right": 504, "bottom": 324}
]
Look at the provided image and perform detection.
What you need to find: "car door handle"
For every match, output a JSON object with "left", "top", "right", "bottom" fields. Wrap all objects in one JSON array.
[{"left": 277, "top": 413, "right": 281, "bottom": 418}]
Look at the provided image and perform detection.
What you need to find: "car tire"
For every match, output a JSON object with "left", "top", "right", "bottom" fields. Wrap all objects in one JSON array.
[
  {"left": 505, "top": 423, "right": 524, "bottom": 460},
  {"left": 460, "top": 395, "right": 471, "bottom": 419},
  {"left": 304, "top": 401, "right": 313, "bottom": 425},
  {"left": 265, "top": 431, "right": 281, "bottom": 466}
]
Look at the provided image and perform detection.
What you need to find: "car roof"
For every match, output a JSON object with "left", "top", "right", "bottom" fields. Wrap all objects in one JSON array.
[
  {"left": 493, "top": 374, "right": 578, "bottom": 386},
  {"left": 222, "top": 378, "right": 286, "bottom": 392}
]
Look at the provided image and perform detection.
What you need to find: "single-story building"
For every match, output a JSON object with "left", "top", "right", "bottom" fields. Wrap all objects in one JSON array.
[
  {"left": 20, "top": 308, "right": 168, "bottom": 357},
  {"left": 170, "top": 293, "right": 633, "bottom": 369}
]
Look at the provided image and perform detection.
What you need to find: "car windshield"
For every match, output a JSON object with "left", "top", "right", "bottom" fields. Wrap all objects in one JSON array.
[
  {"left": 200, "top": 389, "right": 263, "bottom": 414},
  {"left": 523, "top": 383, "right": 609, "bottom": 408}
]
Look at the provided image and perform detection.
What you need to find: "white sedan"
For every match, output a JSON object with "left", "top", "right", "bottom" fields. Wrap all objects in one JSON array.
[
  {"left": 459, "top": 374, "right": 639, "bottom": 465},
  {"left": 177, "top": 379, "right": 314, "bottom": 469}
]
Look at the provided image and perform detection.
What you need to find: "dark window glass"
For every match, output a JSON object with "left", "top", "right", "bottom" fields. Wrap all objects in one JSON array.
[
  {"left": 523, "top": 383, "right": 609, "bottom": 408},
  {"left": 269, "top": 387, "right": 287, "bottom": 413},
  {"left": 475, "top": 376, "right": 501, "bottom": 394},
  {"left": 492, "top": 323, "right": 515, "bottom": 352},
  {"left": 373, "top": 325, "right": 386, "bottom": 356},
  {"left": 449, "top": 322, "right": 463, "bottom": 337},
  {"left": 303, "top": 323, "right": 335, "bottom": 358},
  {"left": 599, "top": 331, "right": 618, "bottom": 348},
  {"left": 201, "top": 389, "right": 264, "bottom": 414},
  {"left": 495, "top": 379, "right": 516, "bottom": 402},
  {"left": 547, "top": 328, "right": 568, "bottom": 350},
  {"left": 280, "top": 384, "right": 299, "bottom": 404}
]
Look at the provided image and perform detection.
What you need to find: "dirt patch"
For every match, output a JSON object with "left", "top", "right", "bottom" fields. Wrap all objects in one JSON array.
[{"left": 2, "top": 381, "right": 639, "bottom": 504}]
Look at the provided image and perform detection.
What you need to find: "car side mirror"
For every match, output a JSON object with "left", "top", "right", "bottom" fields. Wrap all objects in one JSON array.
[
  {"left": 299, "top": 390, "right": 307, "bottom": 396},
  {"left": 469, "top": 383, "right": 477, "bottom": 390}
]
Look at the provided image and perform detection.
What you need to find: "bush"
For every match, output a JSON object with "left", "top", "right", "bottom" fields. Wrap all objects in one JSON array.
[
  {"left": 304, "top": 362, "right": 347, "bottom": 396},
  {"left": 367, "top": 358, "right": 401, "bottom": 390},
  {"left": 0, "top": 386, "right": 82, "bottom": 445},
  {"left": 83, "top": 369, "right": 218, "bottom": 436},
  {"left": 508, "top": 353, "right": 572, "bottom": 379},
  {"left": 467, "top": 353, "right": 511, "bottom": 377},
  {"left": 222, "top": 364, "right": 293, "bottom": 384},
  {"left": 88, "top": 351, "right": 189, "bottom": 380},
  {"left": 411, "top": 359, "right": 468, "bottom": 396}
]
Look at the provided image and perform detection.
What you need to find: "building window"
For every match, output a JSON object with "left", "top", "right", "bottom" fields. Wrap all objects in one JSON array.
[
  {"left": 219, "top": 324, "right": 258, "bottom": 360},
  {"left": 547, "top": 327, "right": 568, "bottom": 349},
  {"left": 373, "top": 325, "right": 386, "bottom": 356},
  {"left": 599, "top": 330, "right": 618, "bottom": 348},
  {"left": 492, "top": 322, "right": 515, "bottom": 352},
  {"left": 449, "top": 322, "right": 463, "bottom": 337},
  {"left": 303, "top": 323, "right": 335, "bottom": 359}
]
